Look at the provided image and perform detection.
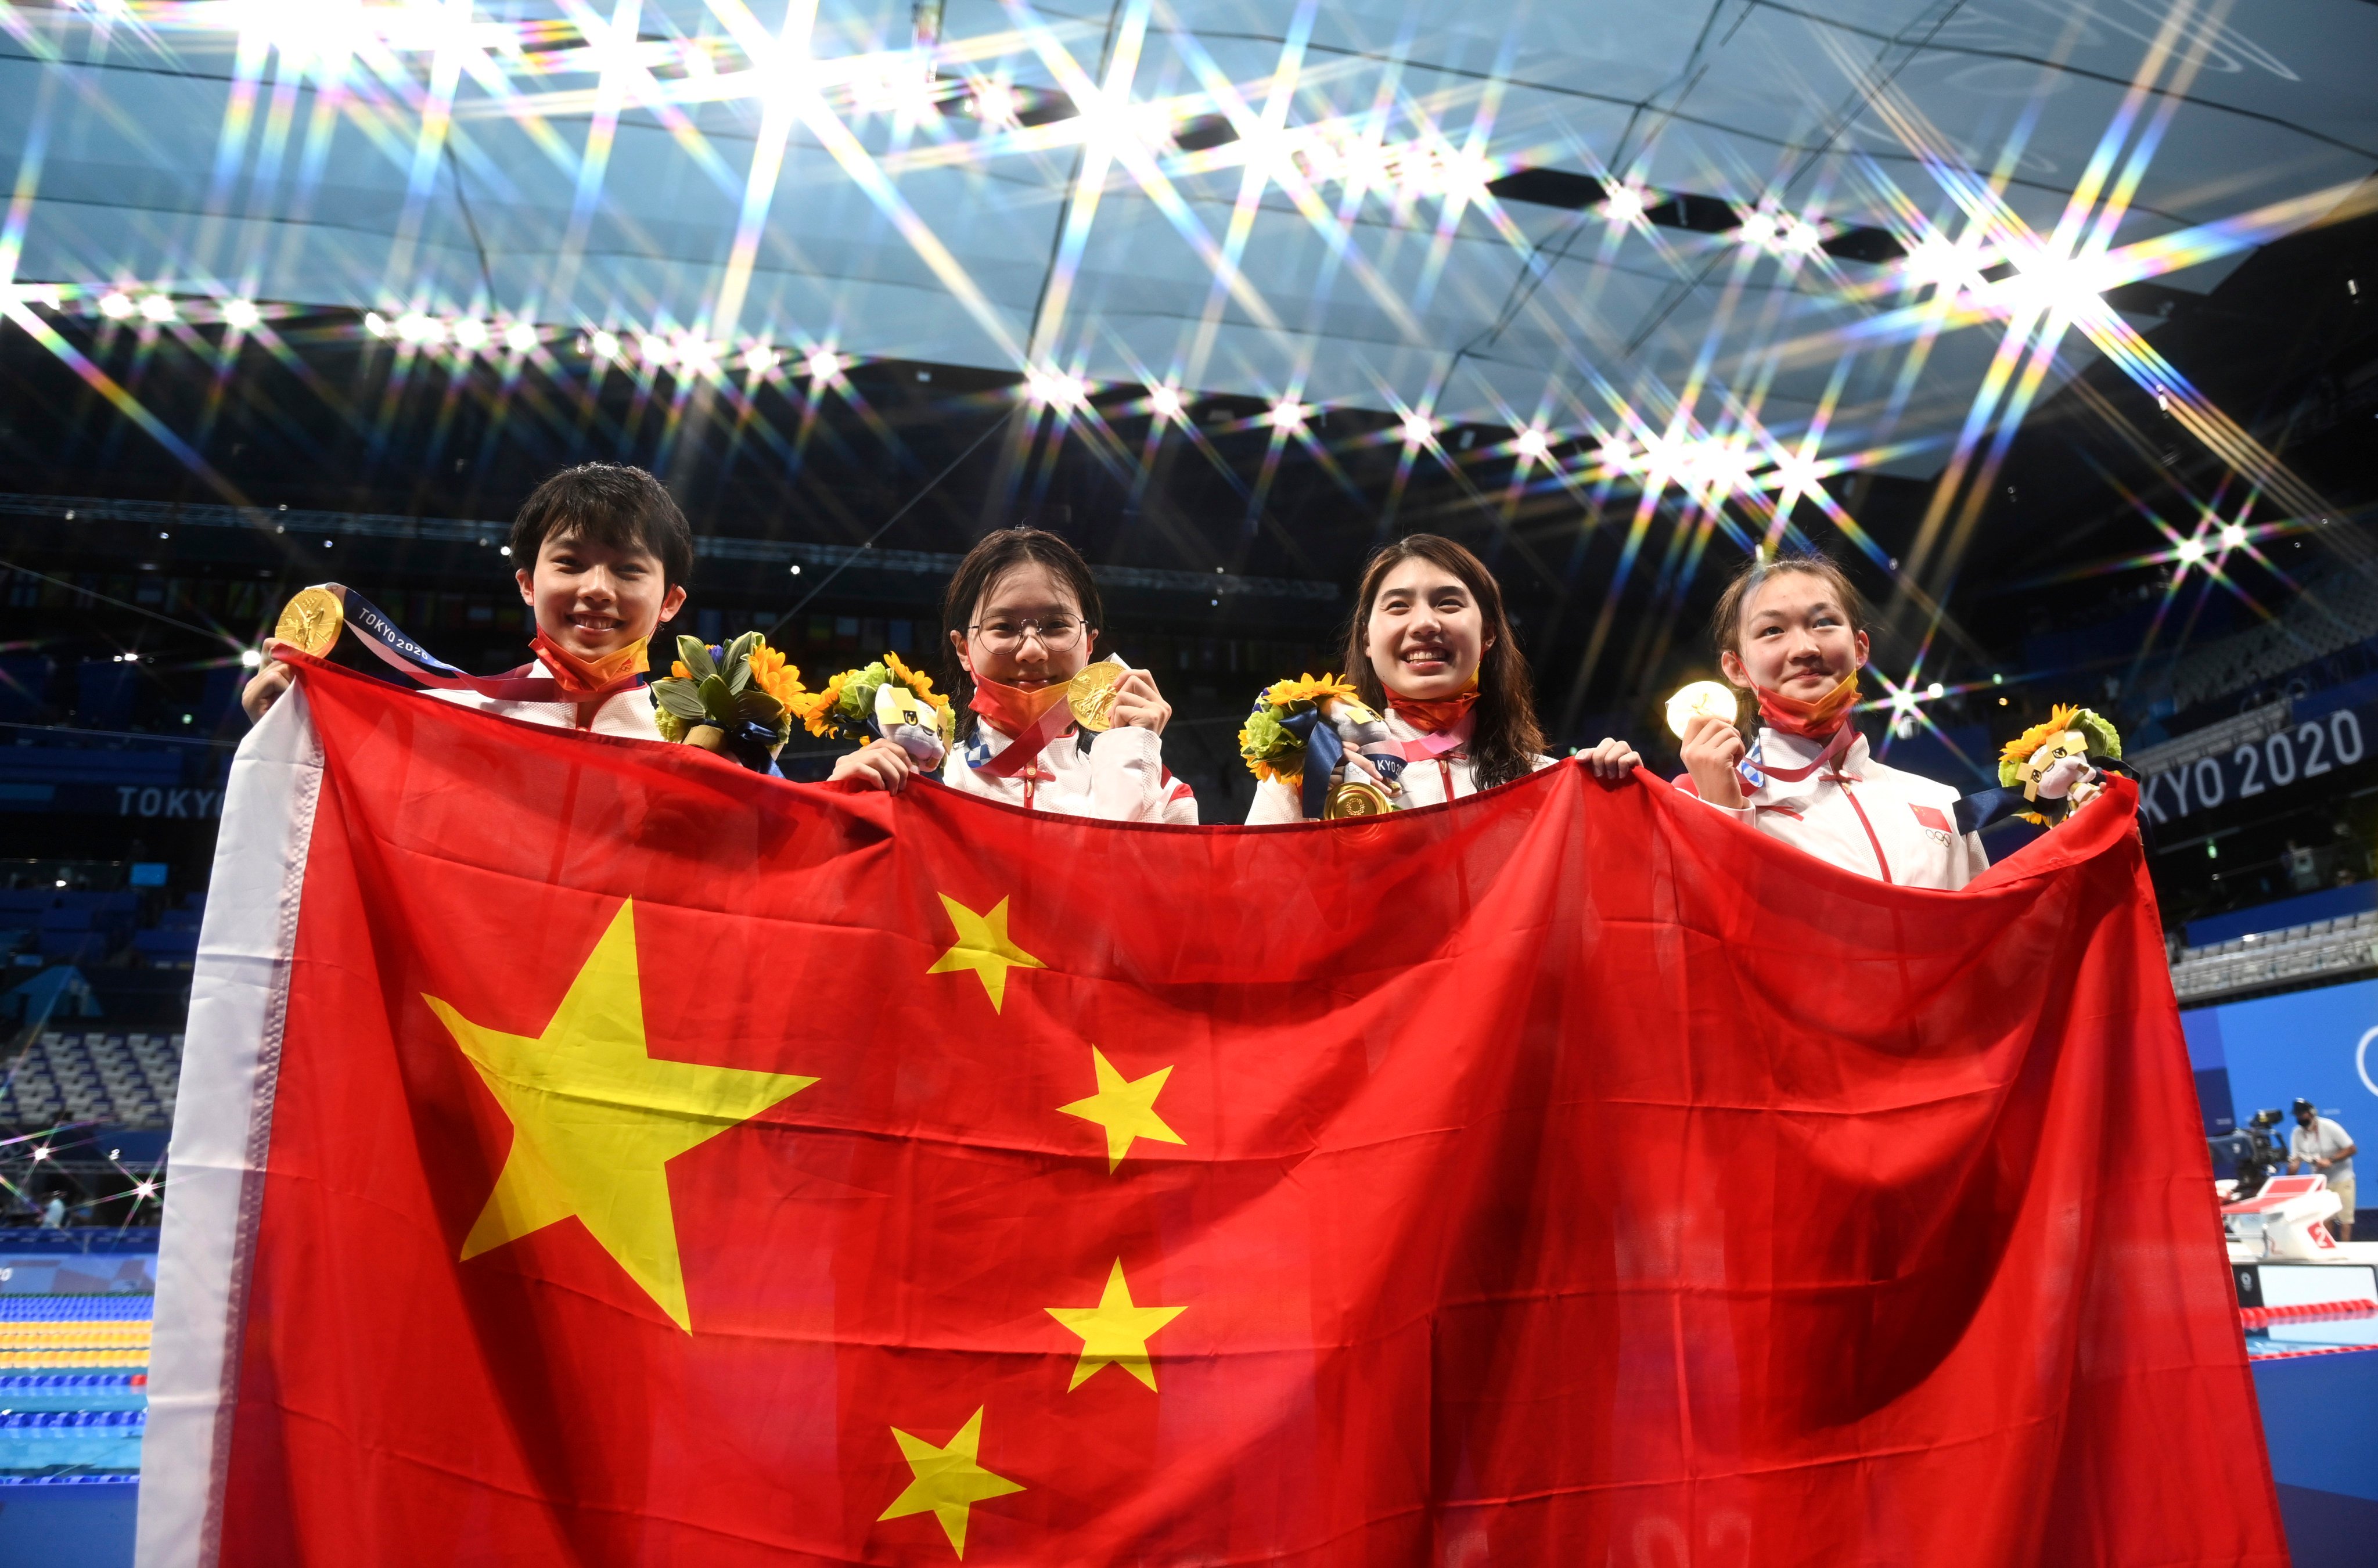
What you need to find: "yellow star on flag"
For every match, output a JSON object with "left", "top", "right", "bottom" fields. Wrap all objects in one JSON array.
[
  {"left": 1057, "top": 1046, "right": 1183, "bottom": 1171},
  {"left": 1045, "top": 1258, "right": 1187, "bottom": 1391},
  {"left": 878, "top": 1405, "right": 1024, "bottom": 1558},
  {"left": 926, "top": 893, "right": 1044, "bottom": 1012},
  {"left": 426, "top": 899, "right": 817, "bottom": 1332}
]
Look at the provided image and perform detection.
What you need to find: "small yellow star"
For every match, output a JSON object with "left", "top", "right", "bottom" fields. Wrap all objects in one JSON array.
[
  {"left": 926, "top": 893, "right": 1045, "bottom": 1012},
  {"left": 426, "top": 900, "right": 817, "bottom": 1332},
  {"left": 1057, "top": 1046, "right": 1183, "bottom": 1172},
  {"left": 877, "top": 1406, "right": 1024, "bottom": 1558},
  {"left": 1045, "top": 1258, "right": 1187, "bottom": 1391}
]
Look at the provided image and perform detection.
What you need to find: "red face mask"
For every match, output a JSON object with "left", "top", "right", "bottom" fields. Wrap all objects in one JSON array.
[
  {"left": 967, "top": 670, "right": 1074, "bottom": 739},
  {"left": 530, "top": 631, "right": 649, "bottom": 696},
  {"left": 1383, "top": 674, "right": 1480, "bottom": 736},
  {"left": 1754, "top": 671, "right": 1861, "bottom": 740}
]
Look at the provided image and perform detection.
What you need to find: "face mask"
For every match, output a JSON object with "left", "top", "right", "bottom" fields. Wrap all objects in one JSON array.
[
  {"left": 530, "top": 631, "right": 649, "bottom": 695},
  {"left": 966, "top": 670, "right": 1075, "bottom": 737},
  {"left": 1754, "top": 671, "right": 1861, "bottom": 740},
  {"left": 1382, "top": 674, "right": 1479, "bottom": 735}
]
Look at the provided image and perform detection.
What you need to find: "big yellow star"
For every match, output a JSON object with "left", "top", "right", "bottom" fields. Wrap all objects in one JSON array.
[
  {"left": 1056, "top": 1046, "right": 1183, "bottom": 1172},
  {"left": 877, "top": 1406, "right": 1024, "bottom": 1558},
  {"left": 1045, "top": 1258, "right": 1187, "bottom": 1391},
  {"left": 426, "top": 899, "right": 817, "bottom": 1332},
  {"left": 926, "top": 893, "right": 1044, "bottom": 1012}
]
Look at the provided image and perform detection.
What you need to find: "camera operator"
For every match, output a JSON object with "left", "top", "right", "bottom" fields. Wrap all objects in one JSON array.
[{"left": 2286, "top": 1098, "right": 2357, "bottom": 1242}]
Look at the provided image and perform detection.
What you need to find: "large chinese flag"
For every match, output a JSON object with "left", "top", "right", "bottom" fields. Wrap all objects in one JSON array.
[{"left": 141, "top": 657, "right": 2284, "bottom": 1567}]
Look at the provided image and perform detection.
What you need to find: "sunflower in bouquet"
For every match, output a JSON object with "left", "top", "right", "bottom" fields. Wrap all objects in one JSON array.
[
  {"left": 793, "top": 649, "right": 956, "bottom": 765},
  {"left": 650, "top": 632, "right": 806, "bottom": 772},
  {"left": 1239, "top": 673, "right": 1363, "bottom": 786}
]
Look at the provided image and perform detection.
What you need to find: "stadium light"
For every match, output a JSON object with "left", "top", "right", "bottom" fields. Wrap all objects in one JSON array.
[
  {"left": 1264, "top": 399, "right": 1307, "bottom": 432},
  {"left": 1398, "top": 412, "right": 1435, "bottom": 447},
  {"left": 1146, "top": 384, "right": 1185, "bottom": 422},
  {"left": 99, "top": 290, "right": 135, "bottom": 319},
  {"left": 743, "top": 344, "right": 779, "bottom": 375},
  {"left": 1026, "top": 368, "right": 1088, "bottom": 411},
  {"left": 588, "top": 330, "right": 621, "bottom": 360},
  {"left": 1513, "top": 427, "right": 1551, "bottom": 463},
  {"left": 502, "top": 321, "right": 538, "bottom": 353},
  {"left": 221, "top": 298, "right": 262, "bottom": 330},
  {"left": 451, "top": 318, "right": 489, "bottom": 350},
  {"left": 364, "top": 311, "right": 390, "bottom": 337},
  {"left": 240, "top": 648, "right": 264, "bottom": 668},
  {"left": 2174, "top": 536, "right": 2207, "bottom": 566},
  {"left": 804, "top": 347, "right": 842, "bottom": 383},
  {"left": 1602, "top": 185, "right": 1647, "bottom": 226},
  {"left": 2220, "top": 522, "right": 2248, "bottom": 550},
  {"left": 138, "top": 294, "right": 177, "bottom": 323},
  {"left": 968, "top": 79, "right": 1021, "bottom": 131}
]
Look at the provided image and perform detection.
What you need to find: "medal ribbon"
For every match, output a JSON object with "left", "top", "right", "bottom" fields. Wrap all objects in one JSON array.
[
  {"left": 1387, "top": 710, "right": 1475, "bottom": 761},
  {"left": 966, "top": 674, "right": 1077, "bottom": 779},
  {"left": 272, "top": 583, "right": 643, "bottom": 702},
  {"left": 1751, "top": 722, "right": 1859, "bottom": 784},
  {"left": 1278, "top": 705, "right": 1348, "bottom": 819}
]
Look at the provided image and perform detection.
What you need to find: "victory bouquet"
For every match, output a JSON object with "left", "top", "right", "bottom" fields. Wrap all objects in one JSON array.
[
  {"left": 650, "top": 632, "right": 805, "bottom": 772},
  {"left": 793, "top": 650, "right": 956, "bottom": 768},
  {"left": 1999, "top": 704, "right": 2124, "bottom": 826},
  {"left": 1240, "top": 673, "right": 1405, "bottom": 819}
]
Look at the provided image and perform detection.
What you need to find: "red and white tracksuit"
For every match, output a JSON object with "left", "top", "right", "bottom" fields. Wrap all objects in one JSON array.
[
  {"left": 942, "top": 721, "right": 1199, "bottom": 823},
  {"left": 1678, "top": 726, "right": 1987, "bottom": 890}
]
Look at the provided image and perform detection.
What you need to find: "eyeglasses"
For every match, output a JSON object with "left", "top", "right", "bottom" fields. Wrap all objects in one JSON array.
[{"left": 969, "top": 617, "right": 1085, "bottom": 653}]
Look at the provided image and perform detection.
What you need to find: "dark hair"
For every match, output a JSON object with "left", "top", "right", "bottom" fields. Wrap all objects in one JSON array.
[
  {"left": 1708, "top": 551, "right": 1868, "bottom": 666},
  {"left": 508, "top": 463, "right": 695, "bottom": 587},
  {"left": 938, "top": 527, "right": 1105, "bottom": 735},
  {"left": 1340, "top": 534, "right": 1545, "bottom": 790}
]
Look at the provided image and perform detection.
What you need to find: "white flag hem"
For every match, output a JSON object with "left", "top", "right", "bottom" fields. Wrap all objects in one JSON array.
[{"left": 135, "top": 682, "right": 323, "bottom": 1568}]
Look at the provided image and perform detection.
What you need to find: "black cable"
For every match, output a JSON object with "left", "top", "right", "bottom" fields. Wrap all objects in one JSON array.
[{"left": 762, "top": 415, "right": 1011, "bottom": 641}]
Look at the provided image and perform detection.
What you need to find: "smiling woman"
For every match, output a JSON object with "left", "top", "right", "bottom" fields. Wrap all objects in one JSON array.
[
  {"left": 238, "top": 463, "right": 694, "bottom": 739},
  {"left": 1244, "top": 534, "right": 1636, "bottom": 823},
  {"left": 827, "top": 528, "right": 1197, "bottom": 822},
  {"left": 1674, "top": 553, "right": 1987, "bottom": 889}
]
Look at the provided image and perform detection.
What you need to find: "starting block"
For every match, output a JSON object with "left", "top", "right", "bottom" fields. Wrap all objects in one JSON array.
[{"left": 2223, "top": 1174, "right": 2344, "bottom": 1261}]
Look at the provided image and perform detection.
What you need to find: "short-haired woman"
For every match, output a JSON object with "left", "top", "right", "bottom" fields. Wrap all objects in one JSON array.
[
  {"left": 828, "top": 528, "right": 1197, "bottom": 822},
  {"left": 1676, "top": 553, "right": 1984, "bottom": 889}
]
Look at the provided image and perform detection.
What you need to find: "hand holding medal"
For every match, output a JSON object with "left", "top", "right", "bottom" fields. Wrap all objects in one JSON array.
[{"left": 1071, "top": 655, "right": 1170, "bottom": 734}]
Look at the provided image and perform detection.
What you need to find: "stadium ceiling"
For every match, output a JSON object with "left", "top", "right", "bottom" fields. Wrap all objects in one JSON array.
[{"left": 1, "top": 0, "right": 2373, "bottom": 513}]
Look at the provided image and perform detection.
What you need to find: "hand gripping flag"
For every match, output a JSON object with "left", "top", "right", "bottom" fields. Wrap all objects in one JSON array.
[{"left": 140, "top": 657, "right": 2285, "bottom": 1567}]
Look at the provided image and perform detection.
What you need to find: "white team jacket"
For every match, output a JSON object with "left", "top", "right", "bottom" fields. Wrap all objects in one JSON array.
[
  {"left": 940, "top": 720, "right": 1199, "bottom": 823},
  {"left": 1679, "top": 725, "right": 1988, "bottom": 890},
  {"left": 1244, "top": 707, "right": 1556, "bottom": 823},
  {"left": 426, "top": 676, "right": 664, "bottom": 741}
]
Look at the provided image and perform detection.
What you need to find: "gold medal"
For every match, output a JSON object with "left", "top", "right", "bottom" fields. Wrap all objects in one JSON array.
[
  {"left": 1323, "top": 779, "right": 1395, "bottom": 820},
  {"left": 1664, "top": 679, "right": 1738, "bottom": 739},
  {"left": 273, "top": 585, "right": 346, "bottom": 657},
  {"left": 1068, "top": 660, "right": 1127, "bottom": 732}
]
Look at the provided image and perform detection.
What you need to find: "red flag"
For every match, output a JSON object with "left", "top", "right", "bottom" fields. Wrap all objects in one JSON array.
[{"left": 141, "top": 657, "right": 2285, "bottom": 1566}]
